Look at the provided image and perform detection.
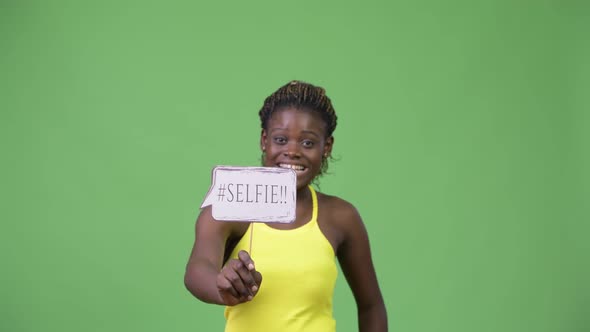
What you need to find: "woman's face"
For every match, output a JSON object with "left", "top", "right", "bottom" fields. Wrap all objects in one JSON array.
[{"left": 261, "top": 107, "right": 333, "bottom": 189}]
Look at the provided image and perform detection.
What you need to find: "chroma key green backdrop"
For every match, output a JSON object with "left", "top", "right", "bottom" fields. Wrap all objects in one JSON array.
[{"left": 1, "top": 1, "right": 588, "bottom": 332}]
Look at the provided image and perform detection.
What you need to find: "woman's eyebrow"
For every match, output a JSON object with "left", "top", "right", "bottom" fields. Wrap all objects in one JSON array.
[
  {"left": 270, "top": 128, "right": 320, "bottom": 138},
  {"left": 302, "top": 130, "right": 320, "bottom": 138}
]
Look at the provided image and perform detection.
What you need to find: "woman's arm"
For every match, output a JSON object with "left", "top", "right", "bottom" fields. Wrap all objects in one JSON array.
[
  {"left": 184, "top": 206, "right": 261, "bottom": 305},
  {"left": 336, "top": 202, "right": 388, "bottom": 332}
]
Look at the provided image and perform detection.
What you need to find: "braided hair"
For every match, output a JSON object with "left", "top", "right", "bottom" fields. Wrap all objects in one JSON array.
[{"left": 259, "top": 80, "right": 338, "bottom": 180}]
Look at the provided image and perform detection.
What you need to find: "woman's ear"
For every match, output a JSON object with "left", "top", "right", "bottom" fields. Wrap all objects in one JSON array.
[
  {"left": 260, "top": 129, "right": 267, "bottom": 151},
  {"left": 324, "top": 136, "right": 334, "bottom": 157}
]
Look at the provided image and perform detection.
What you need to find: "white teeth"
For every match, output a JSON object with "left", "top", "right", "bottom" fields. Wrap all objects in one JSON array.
[{"left": 279, "top": 163, "right": 306, "bottom": 171}]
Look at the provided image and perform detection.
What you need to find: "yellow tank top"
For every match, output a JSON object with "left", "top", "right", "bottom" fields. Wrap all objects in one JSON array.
[{"left": 224, "top": 185, "right": 338, "bottom": 332}]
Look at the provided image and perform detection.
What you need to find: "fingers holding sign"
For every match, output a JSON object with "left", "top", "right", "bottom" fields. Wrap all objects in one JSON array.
[{"left": 217, "top": 250, "right": 263, "bottom": 306}]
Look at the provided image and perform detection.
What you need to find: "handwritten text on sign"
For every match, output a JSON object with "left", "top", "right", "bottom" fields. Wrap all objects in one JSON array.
[{"left": 201, "top": 166, "right": 296, "bottom": 223}]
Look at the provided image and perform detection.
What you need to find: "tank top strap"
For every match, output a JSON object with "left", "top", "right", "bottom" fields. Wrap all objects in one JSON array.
[{"left": 309, "top": 185, "right": 318, "bottom": 222}]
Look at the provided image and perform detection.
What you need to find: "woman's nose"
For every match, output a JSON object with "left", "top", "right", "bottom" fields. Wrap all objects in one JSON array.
[
  {"left": 283, "top": 144, "right": 301, "bottom": 158},
  {"left": 284, "top": 151, "right": 300, "bottom": 158}
]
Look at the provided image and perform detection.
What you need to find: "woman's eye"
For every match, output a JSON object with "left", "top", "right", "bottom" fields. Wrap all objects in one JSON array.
[
  {"left": 302, "top": 140, "right": 314, "bottom": 148},
  {"left": 273, "top": 137, "right": 287, "bottom": 144}
]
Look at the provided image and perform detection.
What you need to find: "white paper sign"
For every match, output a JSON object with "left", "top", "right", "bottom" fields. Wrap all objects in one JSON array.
[{"left": 201, "top": 166, "right": 297, "bottom": 223}]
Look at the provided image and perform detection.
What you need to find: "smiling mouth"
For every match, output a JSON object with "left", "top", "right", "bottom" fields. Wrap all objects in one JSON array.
[{"left": 278, "top": 163, "right": 307, "bottom": 172}]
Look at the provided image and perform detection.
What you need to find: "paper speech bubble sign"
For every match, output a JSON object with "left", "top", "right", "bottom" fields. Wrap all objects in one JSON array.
[{"left": 201, "top": 166, "right": 296, "bottom": 223}]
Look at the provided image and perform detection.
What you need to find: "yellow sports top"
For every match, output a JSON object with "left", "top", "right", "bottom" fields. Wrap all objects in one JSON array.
[{"left": 224, "top": 185, "right": 338, "bottom": 332}]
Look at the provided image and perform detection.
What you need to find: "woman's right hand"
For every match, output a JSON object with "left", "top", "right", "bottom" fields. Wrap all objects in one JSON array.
[{"left": 216, "top": 250, "right": 263, "bottom": 306}]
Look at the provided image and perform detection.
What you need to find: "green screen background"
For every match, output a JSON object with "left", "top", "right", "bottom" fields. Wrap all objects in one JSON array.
[{"left": 1, "top": 1, "right": 588, "bottom": 331}]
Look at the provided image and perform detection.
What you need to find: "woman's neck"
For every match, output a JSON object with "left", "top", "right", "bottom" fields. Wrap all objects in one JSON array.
[{"left": 296, "top": 185, "right": 312, "bottom": 202}]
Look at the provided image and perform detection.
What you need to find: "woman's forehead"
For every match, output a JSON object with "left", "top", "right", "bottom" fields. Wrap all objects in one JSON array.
[{"left": 267, "top": 108, "right": 327, "bottom": 133}]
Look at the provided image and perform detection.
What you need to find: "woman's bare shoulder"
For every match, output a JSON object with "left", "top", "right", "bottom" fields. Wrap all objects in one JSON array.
[
  {"left": 316, "top": 191, "right": 363, "bottom": 226},
  {"left": 196, "top": 205, "right": 249, "bottom": 240}
]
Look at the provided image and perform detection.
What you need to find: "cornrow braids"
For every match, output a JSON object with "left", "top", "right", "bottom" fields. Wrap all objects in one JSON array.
[
  {"left": 259, "top": 80, "right": 337, "bottom": 137},
  {"left": 259, "top": 80, "right": 338, "bottom": 182}
]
